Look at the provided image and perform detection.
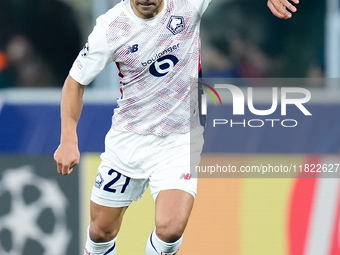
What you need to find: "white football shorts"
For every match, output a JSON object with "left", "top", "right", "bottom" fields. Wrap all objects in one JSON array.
[{"left": 90, "top": 126, "right": 204, "bottom": 207}]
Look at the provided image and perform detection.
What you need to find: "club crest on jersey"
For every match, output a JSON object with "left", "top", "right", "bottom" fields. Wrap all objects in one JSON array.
[{"left": 167, "top": 16, "right": 185, "bottom": 35}]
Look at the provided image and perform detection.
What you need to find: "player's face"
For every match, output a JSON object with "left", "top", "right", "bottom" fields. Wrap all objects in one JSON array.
[{"left": 130, "top": 0, "right": 164, "bottom": 19}]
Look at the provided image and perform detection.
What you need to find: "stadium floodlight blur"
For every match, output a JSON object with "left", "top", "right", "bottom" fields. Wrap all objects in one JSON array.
[{"left": 326, "top": 0, "right": 340, "bottom": 81}]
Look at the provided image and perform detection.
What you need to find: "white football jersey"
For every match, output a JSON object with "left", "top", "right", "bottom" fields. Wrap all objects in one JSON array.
[{"left": 70, "top": 0, "right": 211, "bottom": 136}]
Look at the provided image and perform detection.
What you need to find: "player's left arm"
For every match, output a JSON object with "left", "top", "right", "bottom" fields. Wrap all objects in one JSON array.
[{"left": 267, "top": 0, "right": 299, "bottom": 19}]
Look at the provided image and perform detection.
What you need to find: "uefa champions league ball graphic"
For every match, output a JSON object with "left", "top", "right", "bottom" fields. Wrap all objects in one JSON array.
[{"left": 0, "top": 166, "right": 71, "bottom": 255}]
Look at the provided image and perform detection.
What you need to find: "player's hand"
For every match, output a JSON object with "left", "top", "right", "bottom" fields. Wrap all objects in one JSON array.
[
  {"left": 54, "top": 142, "right": 80, "bottom": 175},
  {"left": 267, "top": 0, "right": 299, "bottom": 19}
]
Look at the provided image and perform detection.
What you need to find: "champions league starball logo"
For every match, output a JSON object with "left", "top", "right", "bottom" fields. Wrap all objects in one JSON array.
[
  {"left": 0, "top": 166, "right": 71, "bottom": 255},
  {"left": 81, "top": 42, "right": 90, "bottom": 57}
]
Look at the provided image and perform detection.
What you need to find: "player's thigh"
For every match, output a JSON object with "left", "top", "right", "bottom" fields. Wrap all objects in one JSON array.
[
  {"left": 155, "top": 189, "right": 194, "bottom": 242},
  {"left": 89, "top": 163, "right": 148, "bottom": 242},
  {"left": 89, "top": 201, "right": 127, "bottom": 242}
]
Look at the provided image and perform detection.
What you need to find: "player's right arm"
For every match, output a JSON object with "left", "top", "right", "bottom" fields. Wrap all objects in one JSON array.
[
  {"left": 54, "top": 75, "right": 85, "bottom": 175},
  {"left": 54, "top": 9, "right": 114, "bottom": 175}
]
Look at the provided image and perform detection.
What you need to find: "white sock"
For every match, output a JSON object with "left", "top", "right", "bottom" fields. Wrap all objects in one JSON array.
[
  {"left": 84, "top": 227, "right": 117, "bottom": 255},
  {"left": 145, "top": 230, "right": 183, "bottom": 255}
]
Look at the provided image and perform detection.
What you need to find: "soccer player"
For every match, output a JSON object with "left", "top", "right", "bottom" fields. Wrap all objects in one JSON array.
[{"left": 54, "top": 0, "right": 299, "bottom": 254}]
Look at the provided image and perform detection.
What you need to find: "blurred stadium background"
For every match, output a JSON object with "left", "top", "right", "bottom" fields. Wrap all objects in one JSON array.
[{"left": 0, "top": 0, "right": 340, "bottom": 254}]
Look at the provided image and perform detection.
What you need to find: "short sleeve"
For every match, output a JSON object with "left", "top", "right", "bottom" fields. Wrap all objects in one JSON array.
[
  {"left": 188, "top": 0, "right": 212, "bottom": 17},
  {"left": 69, "top": 16, "right": 112, "bottom": 85}
]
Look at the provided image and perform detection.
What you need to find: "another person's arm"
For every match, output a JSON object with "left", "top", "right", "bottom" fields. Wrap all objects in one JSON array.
[
  {"left": 267, "top": 0, "right": 299, "bottom": 19},
  {"left": 54, "top": 75, "right": 85, "bottom": 175}
]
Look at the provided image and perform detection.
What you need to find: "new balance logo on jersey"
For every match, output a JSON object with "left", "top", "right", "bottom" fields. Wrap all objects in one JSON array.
[
  {"left": 127, "top": 44, "right": 139, "bottom": 54},
  {"left": 167, "top": 16, "right": 185, "bottom": 35}
]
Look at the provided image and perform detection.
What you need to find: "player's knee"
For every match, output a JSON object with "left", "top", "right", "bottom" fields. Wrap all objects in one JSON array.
[
  {"left": 155, "top": 222, "right": 185, "bottom": 243},
  {"left": 89, "top": 223, "right": 118, "bottom": 243}
]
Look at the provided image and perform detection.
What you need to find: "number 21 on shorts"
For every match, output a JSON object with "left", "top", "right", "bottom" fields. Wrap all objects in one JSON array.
[{"left": 95, "top": 169, "right": 131, "bottom": 193}]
